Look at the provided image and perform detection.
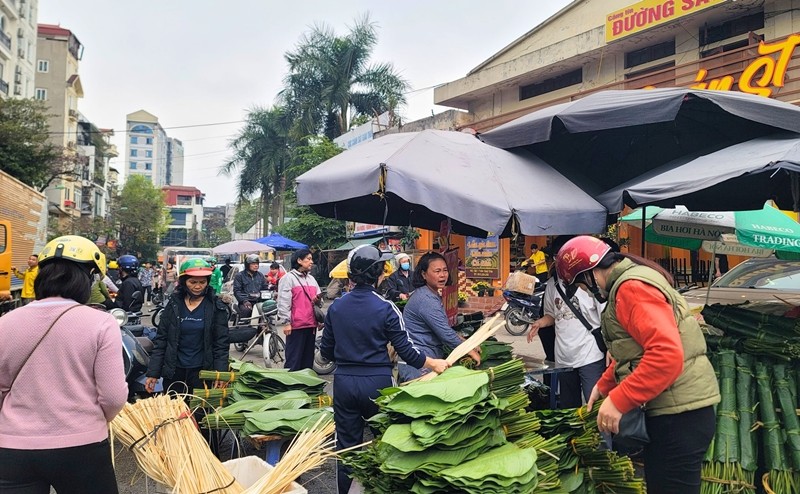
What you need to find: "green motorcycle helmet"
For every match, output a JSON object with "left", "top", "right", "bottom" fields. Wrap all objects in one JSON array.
[{"left": 179, "top": 258, "right": 214, "bottom": 278}]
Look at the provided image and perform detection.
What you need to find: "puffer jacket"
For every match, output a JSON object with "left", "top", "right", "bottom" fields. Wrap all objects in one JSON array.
[{"left": 146, "top": 290, "right": 229, "bottom": 379}]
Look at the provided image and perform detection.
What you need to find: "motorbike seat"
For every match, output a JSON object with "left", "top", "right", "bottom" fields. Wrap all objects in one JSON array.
[
  {"left": 503, "top": 290, "right": 540, "bottom": 308},
  {"left": 136, "top": 336, "right": 154, "bottom": 353}
]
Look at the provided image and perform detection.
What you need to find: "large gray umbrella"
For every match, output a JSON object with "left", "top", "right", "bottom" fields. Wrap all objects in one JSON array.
[
  {"left": 481, "top": 88, "right": 800, "bottom": 197},
  {"left": 212, "top": 240, "right": 275, "bottom": 255},
  {"left": 295, "top": 129, "right": 607, "bottom": 237},
  {"left": 597, "top": 133, "right": 800, "bottom": 213}
]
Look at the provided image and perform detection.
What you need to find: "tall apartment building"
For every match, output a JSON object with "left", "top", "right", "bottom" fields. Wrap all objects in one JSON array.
[
  {"left": 168, "top": 137, "right": 184, "bottom": 186},
  {"left": 36, "top": 23, "right": 84, "bottom": 220},
  {"left": 0, "top": 0, "right": 38, "bottom": 99},
  {"left": 126, "top": 110, "right": 183, "bottom": 187}
]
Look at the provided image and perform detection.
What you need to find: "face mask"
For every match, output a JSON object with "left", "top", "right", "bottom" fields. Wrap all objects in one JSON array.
[{"left": 400, "top": 262, "right": 410, "bottom": 271}]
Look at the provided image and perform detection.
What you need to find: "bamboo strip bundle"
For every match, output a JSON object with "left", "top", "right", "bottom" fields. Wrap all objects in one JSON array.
[
  {"left": 417, "top": 314, "right": 505, "bottom": 382},
  {"left": 111, "top": 394, "right": 243, "bottom": 494},
  {"left": 241, "top": 415, "right": 337, "bottom": 494}
]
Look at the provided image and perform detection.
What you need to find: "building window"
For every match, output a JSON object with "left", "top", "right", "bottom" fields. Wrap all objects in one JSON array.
[
  {"left": 130, "top": 124, "right": 153, "bottom": 134},
  {"left": 520, "top": 69, "right": 582, "bottom": 101},
  {"left": 130, "top": 149, "right": 137, "bottom": 157},
  {"left": 625, "top": 40, "right": 675, "bottom": 69},
  {"left": 624, "top": 61, "right": 676, "bottom": 89},
  {"left": 700, "top": 12, "right": 764, "bottom": 46},
  {"left": 37, "top": 60, "right": 49, "bottom": 72},
  {"left": 129, "top": 162, "right": 137, "bottom": 170},
  {"left": 145, "top": 150, "right": 152, "bottom": 158},
  {"left": 176, "top": 195, "right": 193, "bottom": 206},
  {"left": 34, "top": 88, "right": 46, "bottom": 100},
  {"left": 170, "top": 211, "right": 187, "bottom": 225},
  {"left": 701, "top": 34, "right": 763, "bottom": 58},
  {"left": 146, "top": 137, "right": 153, "bottom": 145},
  {"left": 145, "top": 162, "right": 152, "bottom": 170},
  {"left": 130, "top": 136, "right": 138, "bottom": 144}
]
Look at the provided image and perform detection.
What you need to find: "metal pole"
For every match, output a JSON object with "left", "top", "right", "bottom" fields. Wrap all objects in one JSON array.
[{"left": 640, "top": 205, "right": 647, "bottom": 257}]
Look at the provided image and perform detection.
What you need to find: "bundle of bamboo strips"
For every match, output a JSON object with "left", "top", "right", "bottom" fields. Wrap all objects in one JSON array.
[
  {"left": 417, "top": 314, "right": 505, "bottom": 382},
  {"left": 111, "top": 394, "right": 243, "bottom": 494},
  {"left": 241, "top": 416, "right": 337, "bottom": 494}
]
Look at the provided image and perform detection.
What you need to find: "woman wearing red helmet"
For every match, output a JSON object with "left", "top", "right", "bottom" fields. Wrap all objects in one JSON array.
[{"left": 556, "top": 236, "right": 719, "bottom": 494}]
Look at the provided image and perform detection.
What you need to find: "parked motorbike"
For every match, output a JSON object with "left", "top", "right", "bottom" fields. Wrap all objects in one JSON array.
[
  {"left": 502, "top": 284, "right": 546, "bottom": 336},
  {"left": 91, "top": 301, "right": 154, "bottom": 401},
  {"left": 226, "top": 291, "right": 286, "bottom": 368},
  {"left": 313, "top": 332, "right": 335, "bottom": 375}
]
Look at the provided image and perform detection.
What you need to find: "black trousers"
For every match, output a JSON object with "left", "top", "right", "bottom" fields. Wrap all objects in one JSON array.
[
  {"left": 643, "top": 406, "right": 716, "bottom": 494},
  {"left": 538, "top": 325, "right": 556, "bottom": 387},
  {"left": 333, "top": 374, "right": 393, "bottom": 494},
  {"left": 0, "top": 439, "right": 118, "bottom": 494},
  {"left": 285, "top": 327, "right": 316, "bottom": 371}
]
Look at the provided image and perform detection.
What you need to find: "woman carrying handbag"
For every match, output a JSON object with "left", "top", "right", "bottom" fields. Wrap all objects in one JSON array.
[{"left": 0, "top": 236, "right": 128, "bottom": 493}]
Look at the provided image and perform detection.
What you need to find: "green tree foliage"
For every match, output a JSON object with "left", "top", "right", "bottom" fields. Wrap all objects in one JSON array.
[
  {"left": 222, "top": 106, "right": 294, "bottom": 229},
  {"left": 117, "top": 175, "right": 169, "bottom": 260},
  {"left": 276, "top": 138, "right": 346, "bottom": 249},
  {"left": 233, "top": 199, "right": 259, "bottom": 235},
  {"left": 201, "top": 213, "right": 232, "bottom": 247},
  {"left": 280, "top": 13, "right": 408, "bottom": 140},
  {"left": 0, "top": 98, "right": 65, "bottom": 189}
]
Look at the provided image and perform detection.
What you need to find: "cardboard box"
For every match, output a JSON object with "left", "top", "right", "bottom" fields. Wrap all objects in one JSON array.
[
  {"left": 504, "top": 271, "right": 537, "bottom": 295},
  {"left": 156, "top": 456, "right": 307, "bottom": 494}
]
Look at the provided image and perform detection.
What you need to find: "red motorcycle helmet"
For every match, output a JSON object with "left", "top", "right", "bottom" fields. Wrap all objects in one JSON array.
[{"left": 555, "top": 236, "right": 612, "bottom": 285}]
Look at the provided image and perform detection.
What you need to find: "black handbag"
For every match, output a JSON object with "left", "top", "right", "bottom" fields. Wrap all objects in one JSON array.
[
  {"left": 614, "top": 406, "right": 650, "bottom": 448},
  {"left": 555, "top": 282, "right": 607, "bottom": 353},
  {"left": 293, "top": 273, "right": 325, "bottom": 324}
]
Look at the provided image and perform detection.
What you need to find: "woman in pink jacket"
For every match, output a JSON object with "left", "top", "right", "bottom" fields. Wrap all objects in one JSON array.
[{"left": 0, "top": 235, "right": 128, "bottom": 493}]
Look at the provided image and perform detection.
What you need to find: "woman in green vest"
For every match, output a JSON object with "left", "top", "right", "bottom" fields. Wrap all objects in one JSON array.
[{"left": 555, "top": 236, "right": 719, "bottom": 494}]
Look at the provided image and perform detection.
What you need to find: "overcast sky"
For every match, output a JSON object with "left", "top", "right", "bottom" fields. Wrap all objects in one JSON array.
[{"left": 39, "top": 0, "right": 572, "bottom": 206}]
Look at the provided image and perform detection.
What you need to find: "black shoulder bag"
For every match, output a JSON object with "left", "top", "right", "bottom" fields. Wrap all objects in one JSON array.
[
  {"left": 292, "top": 273, "right": 325, "bottom": 324},
  {"left": 554, "top": 282, "right": 607, "bottom": 353}
]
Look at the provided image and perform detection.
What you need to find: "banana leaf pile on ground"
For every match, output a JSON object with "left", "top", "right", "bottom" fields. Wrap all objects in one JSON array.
[
  {"left": 343, "top": 359, "right": 645, "bottom": 493},
  {"left": 201, "top": 390, "right": 332, "bottom": 430},
  {"left": 701, "top": 303, "right": 800, "bottom": 494}
]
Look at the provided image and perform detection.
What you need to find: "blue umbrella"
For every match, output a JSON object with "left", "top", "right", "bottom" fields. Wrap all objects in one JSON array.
[{"left": 255, "top": 233, "right": 308, "bottom": 251}]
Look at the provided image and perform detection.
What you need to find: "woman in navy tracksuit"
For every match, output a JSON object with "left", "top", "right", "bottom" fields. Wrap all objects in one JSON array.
[{"left": 320, "top": 245, "right": 449, "bottom": 494}]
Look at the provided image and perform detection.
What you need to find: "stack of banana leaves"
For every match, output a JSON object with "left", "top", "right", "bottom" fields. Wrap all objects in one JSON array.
[
  {"left": 448, "top": 339, "right": 514, "bottom": 370},
  {"left": 201, "top": 390, "right": 332, "bottom": 430},
  {"left": 344, "top": 359, "right": 645, "bottom": 494},
  {"left": 190, "top": 361, "right": 327, "bottom": 408},
  {"left": 702, "top": 304, "right": 800, "bottom": 361}
]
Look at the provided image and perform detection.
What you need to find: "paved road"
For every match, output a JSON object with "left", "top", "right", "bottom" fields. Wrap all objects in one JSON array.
[{"left": 109, "top": 306, "right": 543, "bottom": 493}]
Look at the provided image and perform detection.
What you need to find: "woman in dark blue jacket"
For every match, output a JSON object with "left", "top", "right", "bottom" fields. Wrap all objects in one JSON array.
[{"left": 145, "top": 258, "right": 229, "bottom": 395}]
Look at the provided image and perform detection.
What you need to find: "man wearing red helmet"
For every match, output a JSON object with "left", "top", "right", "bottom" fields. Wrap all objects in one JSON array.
[{"left": 556, "top": 236, "right": 719, "bottom": 494}]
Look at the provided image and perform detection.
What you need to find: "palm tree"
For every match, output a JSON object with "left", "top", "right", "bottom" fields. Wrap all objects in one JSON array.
[
  {"left": 220, "top": 106, "right": 294, "bottom": 230},
  {"left": 280, "top": 13, "right": 409, "bottom": 140}
]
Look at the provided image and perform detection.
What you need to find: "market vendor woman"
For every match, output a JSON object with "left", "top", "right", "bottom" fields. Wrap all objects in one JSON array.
[
  {"left": 399, "top": 252, "right": 481, "bottom": 382},
  {"left": 558, "top": 236, "right": 719, "bottom": 494},
  {"left": 320, "top": 245, "right": 449, "bottom": 494}
]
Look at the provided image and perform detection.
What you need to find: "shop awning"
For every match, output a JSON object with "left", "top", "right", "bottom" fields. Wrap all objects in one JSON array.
[{"left": 332, "top": 237, "right": 382, "bottom": 251}]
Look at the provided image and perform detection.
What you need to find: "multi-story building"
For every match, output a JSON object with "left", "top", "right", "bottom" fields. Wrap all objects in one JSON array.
[
  {"left": 162, "top": 185, "right": 204, "bottom": 247},
  {"left": 126, "top": 110, "right": 184, "bottom": 187},
  {"left": 416, "top": 0, "right": 800, "bottom": 290},
  {"left": 36, "top": 23, "right": 84, "bottom": 221},
  {"left": 168, "top": 137, "right": 184, "bottom": 186},
  {"left": 0, "top": 0, "right": 38, "bottom": 99},
  {"left": 76, "top": 119, "right": 116, "bottom": 218}
]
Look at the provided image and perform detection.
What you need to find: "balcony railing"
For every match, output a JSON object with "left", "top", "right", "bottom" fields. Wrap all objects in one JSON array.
[
  {"left": 0, "top": 31, "right": 11, "bottom": 50},
  {"left": 0, "top": 79, "right": 8, "bottom": 95}
]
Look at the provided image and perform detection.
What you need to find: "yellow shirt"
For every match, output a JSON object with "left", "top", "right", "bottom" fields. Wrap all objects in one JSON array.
[
  {"left": 15, "top": 265, "right": 38, "bottom": 299},
  {"left": 527, "top": 251, "right": 547, "bottom": 275}
]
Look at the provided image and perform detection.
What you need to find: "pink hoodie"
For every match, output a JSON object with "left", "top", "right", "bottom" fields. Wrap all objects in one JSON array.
[{"left": 0, "top": 298, "right": 128, "bottom": 449}]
